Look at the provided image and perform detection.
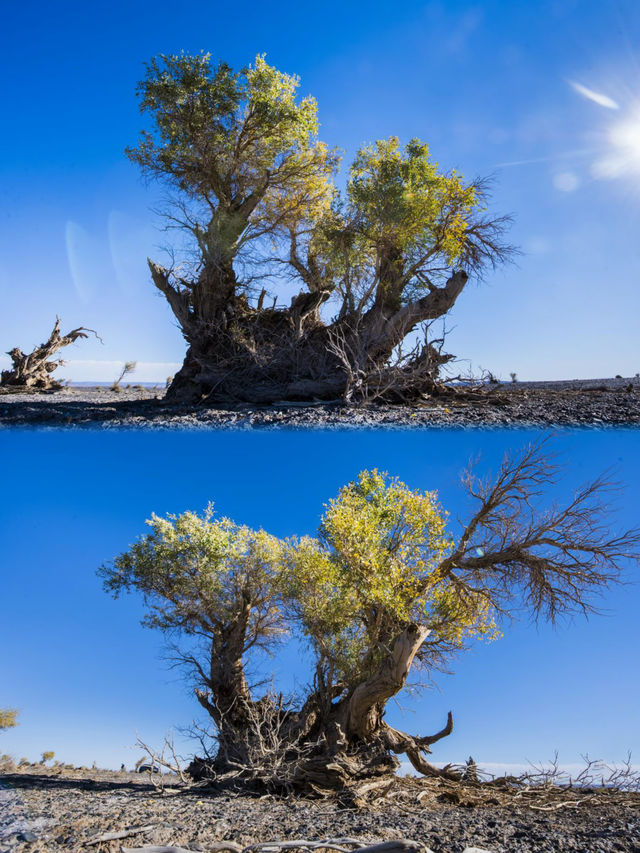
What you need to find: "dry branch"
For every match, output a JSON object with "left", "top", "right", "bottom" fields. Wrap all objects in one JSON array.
[
  {"left": 122, "top": 843, "right": 423, "bottom": 853},
  {"left": 86, "top": 823, "right": 157, "bottom": 844},
  {"left": 134, "top": 733, "right": 194, "bottom": 790},
  {"left": 1, "top": 316, "right": 100, "bottom": 390}
]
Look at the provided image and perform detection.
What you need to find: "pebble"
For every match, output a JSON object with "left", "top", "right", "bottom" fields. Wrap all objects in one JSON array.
[
  {"left": 1, "top": 766, "right": 638, "bottom": 852},
  {"left": 1, "top": 378, "right": 640, "bottom": 428}
]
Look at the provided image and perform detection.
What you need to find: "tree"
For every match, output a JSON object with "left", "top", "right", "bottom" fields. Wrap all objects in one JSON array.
[
  {"left": 127, "top": 53, "right": 513, "bottom": 403},
  {"left": 0, "top": 709, "right": 18, "bottom": 730},
  {"left": 100, "top": 440, "right": 639, "bottom": 792},
  {"left": 1, "top": 317, "right": 98, "bottom": 391}
]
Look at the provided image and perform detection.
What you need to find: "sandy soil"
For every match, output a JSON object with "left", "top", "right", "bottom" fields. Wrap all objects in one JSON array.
[
  {"left": 1, "top": 766, "right": 638, "bottom": 853},
  {"left": 1, "top": 378, "right": 640, "bottom": 429}
]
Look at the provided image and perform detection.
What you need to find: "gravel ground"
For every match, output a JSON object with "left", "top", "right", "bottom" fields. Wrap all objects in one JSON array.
[
  {"left": 1, "top": 768, "right": 638, "bottom": 853},
  {"left": 1, "top": 378, "right": 640, "bottom": 429}
]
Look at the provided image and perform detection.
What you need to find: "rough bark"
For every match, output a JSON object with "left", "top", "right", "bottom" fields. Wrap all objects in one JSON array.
[
  {"left": 1, "top": 318, "right": 97, "bottom": 390},
  {"left": 346, "top": 625, "right": 431, "bottom": 740},
  {"left": 156, "top": 264, "right": 469, "bottom": 404},
  {"left": 189, "top": 623, "right": 455, "bottom": 791},
  {"left": 194, "top": 609, "right": 255, "bottom": 772}
]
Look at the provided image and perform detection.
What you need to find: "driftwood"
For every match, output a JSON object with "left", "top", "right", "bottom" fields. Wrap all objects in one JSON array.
[
  {"left": 86, "top": 823, "right": 157, "bottom": 844},
  {"left": 1, "top": 316, "right": 99, "bottom": 390},
  {"left": 122, "top": 841, "right": 424, "bottom": 853}
]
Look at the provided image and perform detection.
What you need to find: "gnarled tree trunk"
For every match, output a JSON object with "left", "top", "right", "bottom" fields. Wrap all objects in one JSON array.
[
  {"left": 189, "top": 623, "right": 455, "bottom": 792},
  {"left": 0, "top": 318, "right": 96, "bottom": 391},
  {"left": 153, "top": 256, "right": 469, "bottom": 404}
]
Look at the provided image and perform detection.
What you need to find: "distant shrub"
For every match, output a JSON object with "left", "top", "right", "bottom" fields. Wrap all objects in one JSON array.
[
  {"left": 0, "top": 708, "right": 18, "bottom": 730},
  {"left": 111, "top": 361, "right": 137, "bottom": 392},
  {"left": 41, "top": 750, "right": 55, "bottom": 763}
]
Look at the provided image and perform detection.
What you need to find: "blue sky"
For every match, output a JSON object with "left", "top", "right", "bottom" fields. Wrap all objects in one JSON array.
[
  {"left": 1, "top": 0, "right": 640, "bottom": 382},
  {"left": 1, "top": 428, "right": 638, "bottom": 772}
]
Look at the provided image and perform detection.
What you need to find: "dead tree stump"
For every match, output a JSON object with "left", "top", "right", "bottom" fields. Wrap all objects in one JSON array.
[{"left": 1, "top": 317, "right": 98, "bottom": 390}]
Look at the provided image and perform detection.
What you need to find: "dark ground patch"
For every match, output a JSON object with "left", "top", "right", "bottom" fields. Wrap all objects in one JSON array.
[{"left": 1, "top": 378, "right": 640, "bottom": 429}]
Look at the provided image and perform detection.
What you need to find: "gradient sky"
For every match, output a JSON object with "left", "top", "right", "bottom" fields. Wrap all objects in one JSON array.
[
  {"left": 1, "top": 0, "right": 640, "bottom": 382},
  {"left": 1, "top": 428, "right": 638, "bottom": 772}
]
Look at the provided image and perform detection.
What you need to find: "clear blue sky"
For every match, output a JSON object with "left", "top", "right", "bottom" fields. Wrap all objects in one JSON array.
[
  {"left": 1, "top": 0, "right": 640, "bottom": 381},
  {"left": 1, "top": 428, "right": 638, "bottom": 772}
]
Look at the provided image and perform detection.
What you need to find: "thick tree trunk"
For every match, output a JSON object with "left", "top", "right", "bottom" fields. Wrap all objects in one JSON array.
[
  {"left": 153, "top": 258, "right": 469, "bottom": 404},
  {"left": 188, "top": 623, "right": 455, "bottom": 791},
  {"left": 286, "top": 625, "right": 454, "bottom": 790},
  {"left": 193, "top": 611, "right": 256, "bottom": 772}
]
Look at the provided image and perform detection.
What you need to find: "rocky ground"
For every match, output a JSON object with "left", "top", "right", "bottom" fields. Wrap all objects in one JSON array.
[
  {"left": 1, "top": 766, "right": 638, "bottom": 853},
  {"left": 1, "top": 378, "right": 640, "bottom": 429}
]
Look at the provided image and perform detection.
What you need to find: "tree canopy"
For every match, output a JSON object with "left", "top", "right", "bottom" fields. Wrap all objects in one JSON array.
[
  {"left": 0, "top": 709, "right": 18, "bottom": 731},
  {"left": 127, "top": 52, "right": 513, "bottom": 403},
  {"left": 100, "top": 440, "right": 638, "bottom": 790}
]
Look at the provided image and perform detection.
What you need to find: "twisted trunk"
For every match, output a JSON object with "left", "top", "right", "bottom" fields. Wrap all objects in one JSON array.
[
  {"left": 190, "top": 623, "right": 455, "bottom": 791},
  {"left": 1, "top": 318, "right": 96, "bottom": 391},
  {"left": 154, "top": 259, "right": 469, "bottom": 404},
  {"left": 194, "top": 607, "right": 254, "bottom": 772},
  {"left": 288, "top": 624, "right": 454, "bottom": 790}
]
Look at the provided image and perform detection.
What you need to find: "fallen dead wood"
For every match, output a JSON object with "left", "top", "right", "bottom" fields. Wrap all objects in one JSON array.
[
  {"left": 529, "top": 798, "right": 593, "bottom": 812},
  {"left": 123, "top": 841, "right": 424, "bottom": 853},
  {"left": 1, "top": 317, "right": 100, "bottom": 390},
  {"left": 86, "top": 822, "right": 157, "bottom": 844},
  {"left": 123, "top": 847, "right": 201, "bottom": 853}
]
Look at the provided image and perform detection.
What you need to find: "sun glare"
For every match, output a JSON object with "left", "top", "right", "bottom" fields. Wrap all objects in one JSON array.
[
  {"left": 591, "top": 111, "right": 640, "bottom": 179},
  {"left": 569, "top": 80, "right": 640, "bottom": 185}
]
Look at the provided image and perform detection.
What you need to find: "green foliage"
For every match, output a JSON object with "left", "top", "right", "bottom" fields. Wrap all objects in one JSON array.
[
  {"left": 101, "top": 446, "right": 636, "bottom": 736},
  {"left": 102, "top": 474, "right": 500, "bottom": 697},
  {"left": 100, "top": 505, "right": 286, "bottom": 648},
  {"left": 348, "top": 137, "right": 477, "bottom": 261},
  {"left": 127, "top": 52, "right": 337, "bottom": 268},
  {"left": 41, "top": 751, "right": 55, "bottom": 763},
  {"left": 284, "top": 471, "right": 499, "bottom": 687},
  {"left": 127, "top": 52, "right": 508, "bottom": 315},
  {"left": 0, "top": 708, "right": 18, "bottom": 730}
]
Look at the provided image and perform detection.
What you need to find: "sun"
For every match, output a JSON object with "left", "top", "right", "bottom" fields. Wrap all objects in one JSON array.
[
  {"left": 568, "top": 81, "right": 640, "bottom": 182},
  {"left": 609, "top": 114, "right": 640, "bottom": 168},
  {"left": 590, "top": 111, "right": 640, "bottom": 180}
]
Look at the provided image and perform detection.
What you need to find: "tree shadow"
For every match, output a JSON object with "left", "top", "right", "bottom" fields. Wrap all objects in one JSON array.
[{"left": 1, "top": 771, "right": 158, "bottom": 795}]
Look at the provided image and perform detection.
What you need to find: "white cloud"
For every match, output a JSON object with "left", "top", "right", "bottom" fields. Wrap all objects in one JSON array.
[{"left": 569, "top": 80, "right": 619, "bottom": 110}]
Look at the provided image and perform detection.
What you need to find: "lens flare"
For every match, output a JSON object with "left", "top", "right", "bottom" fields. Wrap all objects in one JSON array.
[{"left": 591, "top": 111, "right": 640, "bottom": 179}]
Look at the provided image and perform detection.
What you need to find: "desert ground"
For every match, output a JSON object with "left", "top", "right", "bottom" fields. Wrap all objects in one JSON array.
[
  {"left": 1, "top": 765, "right": 638, "bottom": 853},
  {"left": 1, "top": 378, "right": 640, "bottom": 429}
]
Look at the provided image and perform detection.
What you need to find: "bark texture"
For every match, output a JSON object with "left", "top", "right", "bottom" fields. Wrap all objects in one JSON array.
[
  {"left": 1, "top": 318, "right": 96, "bottom": 390},
  {"left": 154, "top": 257, "right": 468, "bottom": 404},
  {"left": 188, "top": 623, "right": 454, "bottom": 792}
]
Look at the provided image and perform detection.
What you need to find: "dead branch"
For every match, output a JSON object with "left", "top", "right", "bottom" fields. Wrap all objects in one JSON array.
[
  {"left": 1, "top": 316, "right": 101, "bottom": 390},
  {"left": 433, "top": 436, "right": 640, "bottom": 624},
  {"left": 134, "top": 733, "right": 193, "bottom": 790},
  {"left": 86, "top": 824, "right": 157, "bottom": 845},
  {"left": 123, "top": 843, "right": 422, "bottom": 853},
  {"left": 327, "top": 320, "right": 452, "bottom": 404}
]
